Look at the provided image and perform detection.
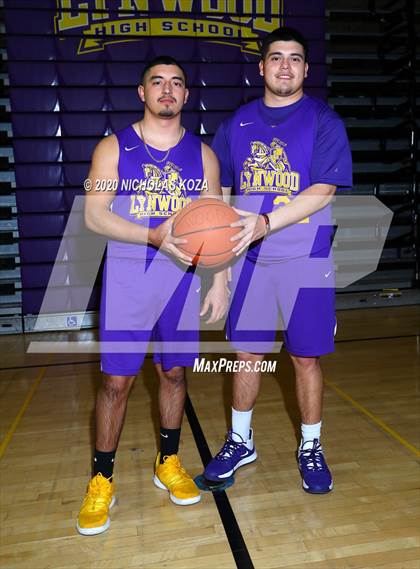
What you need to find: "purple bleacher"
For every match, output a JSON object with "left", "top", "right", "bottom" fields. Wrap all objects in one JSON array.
[
  {"left": 4, "top": 8, "right": 53, "bottom": 33},
  {"left": 19, "top": 238, "right": 61, "bottom": 263},
  {"left": 106, "top": 41, "right": 151, "bottom": 61},
  {"left": 22, "top": 288, "right": 71, "bottom": 315},
  {"left": 21, "top": 263, "right": 69, "bottom": 288},
  {"left": 304, "top": 64, "right": 327, "bottom": 87},
  {"left": 10, "top": 87, "right": 58, "bottom": 112},
  {"left": 61, "top": 113, "right": 108, "bottom": 137},
  {"left": 16, "top": 189, "right": 65, "bottom": 213},
  {"left": 282, "top": 18, "right": 325, "bottom": 40},
  {"left": 242, "top": 86, "right": 262, "bottom": 104},
  {"left": 200, "top": 87, "right": 242, "bottom": 110},
  {"left": 64, "top": 189, "right": 84, "bottom": 210},
  {"left": 109, "top": 112, "right": 142, "bottom": 133},
  {"left": 107, "top": 62, "right": 143, "bottom": 85},
  {"left": 6, "top": 36, "right": 55, "bottom": 60},
  {"left": 150, "top": 37, "right": 197, "bottom": 61},
  {"left": 200, "top": 111, "right": 231, "bottom": 135},
  {"left": 198, "top": 42, "right": 242, "bottom": 62},
  {"left": 15, "top": 164, "right": 63, "bottom": 188},
  {"left": 304, "top": 87, "right": 327, "bottom": 101},
  {"left": 12, "top": 113, "right": 60, "bottom": 137},
  {"left": 13, "top": 139, "right": 61, "bottom": 163},
  {"left": 8, "top": 62, "right": 57, "bottom": 86},
  {"left": 59, "top": 87, "right": 106, "bottom": 111},
  {"left": 181, "top": 112, "right": 200, "bottom": 133},
  {"left": 58, "top": 62, "right": 106, "bottom": 86},
  {"left": 306, "top": 41, "right": 326, "bottom": 64},
  {"left": 18, "top": 213, "right": 68, "bottom": 238},
  {"left": 108, "top": 87, "right": 144, "bottom": 111},
  {"left": 63, "top": 163, "right": 90, "bottom": 187},
  {"left": 200, "top": 134, "right": 213, "bottom": 146},
  {"left": 242, "top": 63, "right": 264, "bottom": 87},
  {"left": 200, "top": 63, "right": 242, "bottom": 86},
  {"left": 70, "top": 285, "right": 98, "bottom": 312},
  {"left": 55, "top": 37, "right": 105, "bottom": 62},
  {"left": 182, "top": 63, "right": 198, "bottom": 86},
  {"left": 183, "top": 88, "right": 199, "bottom": 111},
  {"left": 87, "top": 286, "right": 101, "bottom": 311},
  {"left": 62, "top": 138, "right": 99, "bottom": 162}
]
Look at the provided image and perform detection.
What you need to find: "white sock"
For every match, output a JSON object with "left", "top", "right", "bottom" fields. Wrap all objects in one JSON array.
[
  {"left": 231, "top": 407, "right": 253, "bottom": 443},
  {"left": 300, "top": 421, "right": 322, "bottom": 449}
]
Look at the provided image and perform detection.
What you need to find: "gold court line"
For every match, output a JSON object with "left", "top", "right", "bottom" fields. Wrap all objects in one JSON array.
[
  {"left": 325, "top": 377, "right": 420, "bottom": 458},
  {"left": 0, "top": 366, "right": 46, "bottom": 461}
]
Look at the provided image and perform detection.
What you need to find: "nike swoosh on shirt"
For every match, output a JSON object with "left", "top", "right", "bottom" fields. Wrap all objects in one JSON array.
[
  {"left": 125, "top": 144, "right": 140, "bottom": 152},
  {"left": 240, "top": 121, "right": 254, "bottom": 127}
]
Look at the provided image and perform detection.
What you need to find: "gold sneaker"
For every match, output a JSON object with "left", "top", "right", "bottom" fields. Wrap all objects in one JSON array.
[
  {"left": 153, "top": 453, "right": 201, "bottom": 505},
  {"left": 76, "top": 473, "right": 116, "bottom": 535}
]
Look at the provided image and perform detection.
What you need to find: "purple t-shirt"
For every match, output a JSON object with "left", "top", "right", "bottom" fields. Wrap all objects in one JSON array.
[{"left": 212, "top": 95, "right": 352, "bottom": 261}]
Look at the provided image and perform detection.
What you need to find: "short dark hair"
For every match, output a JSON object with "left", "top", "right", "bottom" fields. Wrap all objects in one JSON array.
[
  {"left": 260, "top": 27, "right": 308, "bottom": 61},
  {"left": 140, "top": 56, "right": 187, "bottom": 85}
]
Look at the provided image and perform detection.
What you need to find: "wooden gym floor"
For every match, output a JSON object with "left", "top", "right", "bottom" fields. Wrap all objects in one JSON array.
[{"left": 0, "top": 305, "right": 419, "bottom": 568}]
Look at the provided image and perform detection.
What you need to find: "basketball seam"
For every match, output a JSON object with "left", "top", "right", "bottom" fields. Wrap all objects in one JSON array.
[
  {"left": 175, "top": 224, "right": 237, "bottom": 238},
  {"left": 173, "top": 201, "right": 237, "bottom": 234}
]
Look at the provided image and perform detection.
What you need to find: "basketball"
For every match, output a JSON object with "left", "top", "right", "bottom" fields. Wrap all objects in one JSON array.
[{"left": 173, "top": 198, "right": 241, "bottom": 268}]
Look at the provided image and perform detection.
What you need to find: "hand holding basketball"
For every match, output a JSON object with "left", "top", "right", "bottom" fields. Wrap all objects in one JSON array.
[
  {"left": 230, "top": 209, "right": 269, "bottom": 256},
  {"left": 149, "top": 215, "right": 193, "bottom": 265}
]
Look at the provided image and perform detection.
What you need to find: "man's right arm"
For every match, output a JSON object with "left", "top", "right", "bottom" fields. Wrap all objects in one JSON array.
[
  {"left": 84, "top": 135, "right": 152, "bottom": 244},
  {"left": 84, "top": 135, "right": 192, "bottom": 263}
]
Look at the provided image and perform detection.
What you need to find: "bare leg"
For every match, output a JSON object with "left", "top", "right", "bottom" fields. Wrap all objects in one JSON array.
[
  {"left": 290, "top": 355, "right": 323, "bottom": 424},
  {"left": 95, "top": 374, "right": 136, "bottom": 451},
  {"left": 232, "top": 352, "right": 264, "bottom": 411},
  {"left": 155, "top": 364, "right": 186, "bottom": 429}
]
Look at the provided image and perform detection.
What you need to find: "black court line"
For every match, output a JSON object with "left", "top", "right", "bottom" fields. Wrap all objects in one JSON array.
[
  {"left": 0, "top": 332, "right": 418, "bottom": 372},
  {"left": 335, "top": 333, "right": 418, "bottom": 344},
  {"left": 0, "top": 360, "right": 100, "bottom": 372},
  {"left": 185, "top": 394, "right": 255, "bottom": 569}
]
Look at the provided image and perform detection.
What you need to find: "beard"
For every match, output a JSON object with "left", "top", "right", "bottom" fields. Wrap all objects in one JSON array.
[{"left": 158, "top": 105, "right": 175, "bottom": 117}]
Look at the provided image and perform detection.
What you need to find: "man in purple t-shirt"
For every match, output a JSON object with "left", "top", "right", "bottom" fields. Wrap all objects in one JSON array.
[{"left": 204, "top": 27, "right": 352, "bottom": 494}]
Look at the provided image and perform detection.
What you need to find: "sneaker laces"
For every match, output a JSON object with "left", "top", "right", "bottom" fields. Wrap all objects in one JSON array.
[
  {"left": 299, "top": 439, "right": 325, "bottom": 471},
  {"left": 215, "top": 432, "right": 245, "bottom": 461},
  {"left": 161, "top": 455, "right": 191, "bottom": 484},
  {"left": 84, "top": 473, "right": 112, "bottom": 511}
]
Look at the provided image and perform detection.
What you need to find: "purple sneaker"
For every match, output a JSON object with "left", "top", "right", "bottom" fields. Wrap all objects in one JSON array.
[
  {"left": 298, "top": 439, "right": 333, "bottom": 494},
  {"left": 204, "top": 429, "right": 257, "bottom": 482}
]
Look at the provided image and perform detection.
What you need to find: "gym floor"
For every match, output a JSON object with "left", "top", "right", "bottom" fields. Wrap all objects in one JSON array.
[{"left": 0, "top": 305, "right": 419, "bottom": 568}]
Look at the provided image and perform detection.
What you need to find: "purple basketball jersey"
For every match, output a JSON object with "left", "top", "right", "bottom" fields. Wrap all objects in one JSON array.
[
  {"left": 223, "top": 96, "right": 339, "bottom": 262},
  {"left": 108, "top": 125, "right": 203, "bottom": 259}
]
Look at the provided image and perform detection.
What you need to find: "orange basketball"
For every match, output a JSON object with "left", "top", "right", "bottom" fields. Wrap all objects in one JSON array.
[{"left": 173, "top": 198, "right": 241, "bottom": 268}]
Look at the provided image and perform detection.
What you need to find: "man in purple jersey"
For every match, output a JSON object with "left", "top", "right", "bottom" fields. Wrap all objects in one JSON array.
[
  {"left": 204, "top": 28, "right": 352, "bottom": 494},
  {"left": 77, "top": 56, "right": 229, "bottom": 535}
]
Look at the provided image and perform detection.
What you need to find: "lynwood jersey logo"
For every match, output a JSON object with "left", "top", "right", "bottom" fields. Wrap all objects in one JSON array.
[
  {"left": 129, "top": 161, "right": 192, "bottom": 218},
  {"left": 55, "top": 1, "right": 283, "bottom": 55},
  {"left": 240, "top": 138, "right": 300, "bottom": 195}
]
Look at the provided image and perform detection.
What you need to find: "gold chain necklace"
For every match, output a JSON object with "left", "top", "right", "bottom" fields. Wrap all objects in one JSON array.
[{"left": 138, "top": 122, "right": 184, "bottom": 163}]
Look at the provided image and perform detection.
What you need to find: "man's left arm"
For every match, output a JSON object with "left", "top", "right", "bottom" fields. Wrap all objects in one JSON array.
[{"left": 199, "top": 143, "right": 230, "bottom": 323}]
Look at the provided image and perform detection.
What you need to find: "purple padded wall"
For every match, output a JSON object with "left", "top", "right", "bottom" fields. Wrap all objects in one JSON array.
[{"left": 4, "top": 1, "right": 326, "bottom": 317}]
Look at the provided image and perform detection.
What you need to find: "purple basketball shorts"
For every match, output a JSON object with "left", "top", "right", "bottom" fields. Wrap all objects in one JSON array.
[
  {"left": 100, "top": 255, "right": 200, "bottom": 375},
  {"left": 226, "top": 251, "right": 336, "bottom": 356}
]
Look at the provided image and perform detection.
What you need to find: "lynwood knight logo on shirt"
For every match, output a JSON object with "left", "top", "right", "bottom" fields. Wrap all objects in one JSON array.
[
  {"left": 129, "top": 161, "right": 192, "bottom": 218},
  {"left": 240, "top": 138, "right": 300, "bottom": 196}
]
